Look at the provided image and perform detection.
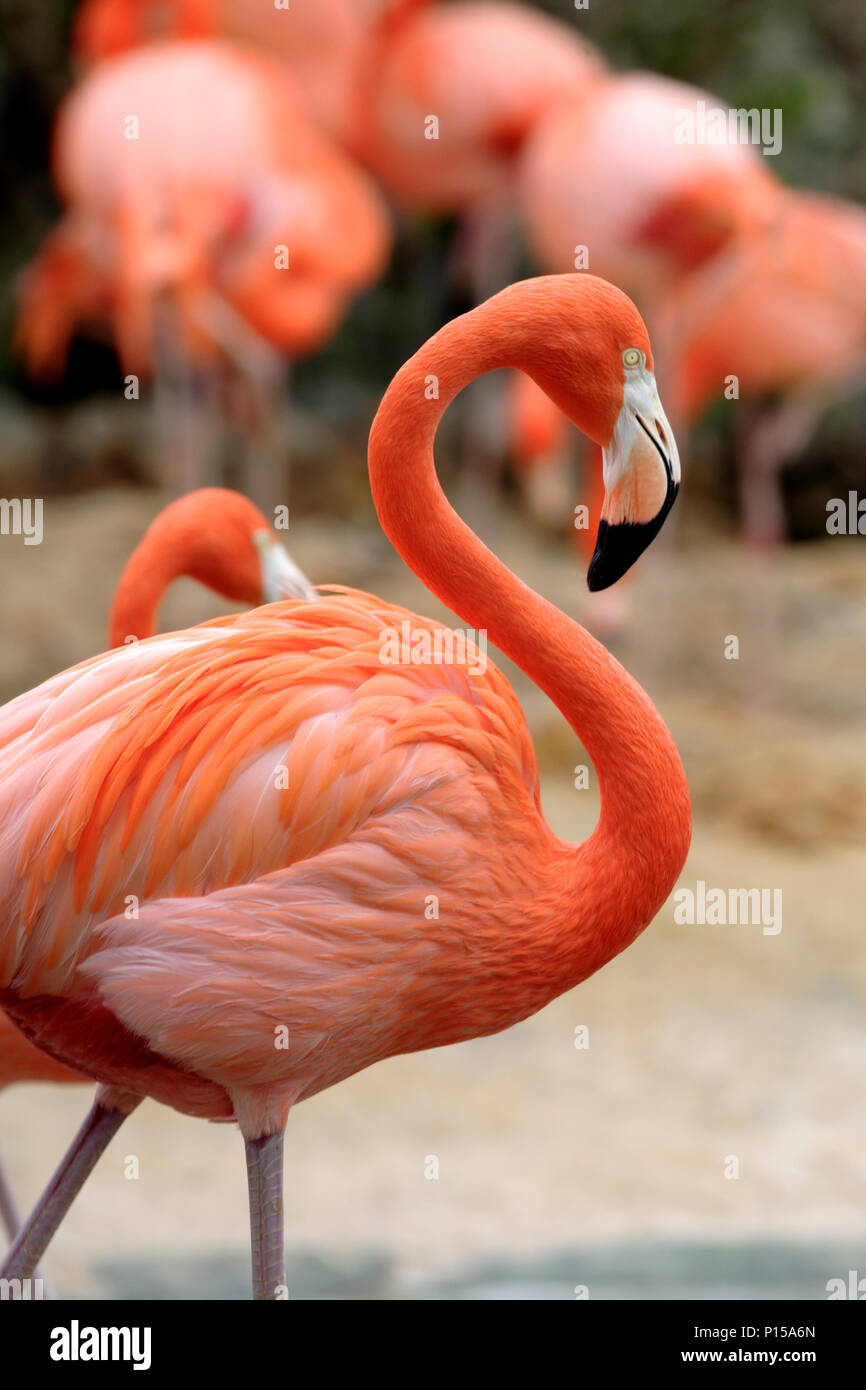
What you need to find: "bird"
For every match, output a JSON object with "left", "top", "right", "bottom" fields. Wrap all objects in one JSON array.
[
  {"left": 517, "top": 70, "right": 778, "bottom": 314},
  {"left": 513, "top": 71, "right": 783, "bottom": 624},
  {"left": 0, "top": 487, "right": 314, "bottom": 1245},
  {"left": 350, "top": 3, "right": 607, "bottom": 525},
  {"left": 71, "top": 0, "right": 395, "bottom": 148},
  {"left": 15, "top": 40, "right": 391, "bottom": 501},
  {"left": 352, "top": 1, "right": 604, "bottom": 217},
  {"left": 655, "top": 187, "right": 866, "bottom": 547},
  {"left": 0, "top": 274, "right": 689, "bottom": 1299},
  {"left": 107, "top": 486, "right": 316, "bottom": 647}
]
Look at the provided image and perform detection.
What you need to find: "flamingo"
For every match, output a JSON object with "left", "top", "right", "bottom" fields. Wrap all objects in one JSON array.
[
  {"left": 351, "top": 0, "right": 604, "bottom": 304},
  {"left": 0, "top": 275, "right": 689, "bottom": 1299},
  {"left": 15, "top": 40, "right": 391, "bottom": 500},
  {"left": 350, "top": 2, "right": 608, "bottom": 521},
  {"left": 512, "top": 71, "right": 783, "bottom": 624},
  {"left": 106, "top": 487, "right": 316, "bottom": 646},
  {"left": 351, "top": 2, "right": 604, "bottom": 217},
  {"left": 655, "top": 188, "right": 866, "bottom": 546},
  {"left": 517, "top": 71, "right": 778, "bottom": 312},
  {"left": 71, "top": 0, "right": 408, "bottom": 148},
  {"left": 0, "top": 488, "right": 314, "bottom": 1246}
]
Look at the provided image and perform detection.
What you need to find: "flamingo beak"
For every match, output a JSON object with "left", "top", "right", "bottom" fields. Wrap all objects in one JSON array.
[
  {"left": 255, "top": 532, "right": 317, "bottom": 603},
  {"left": 587, "top": 377, "right": 680, "bottom": 591}
]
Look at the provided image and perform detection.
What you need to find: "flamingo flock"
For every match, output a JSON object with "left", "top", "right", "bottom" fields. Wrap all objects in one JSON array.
[
  {"left": 19, "top": 1, "right": 863, "bottom": 546},
  {"left": 1, "top": 0, "right": 859, "bottom": 1301}
]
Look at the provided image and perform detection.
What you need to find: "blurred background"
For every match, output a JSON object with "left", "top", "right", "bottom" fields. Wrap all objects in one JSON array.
[{"left": 0, "top": 0, "right": 865, "bottom": 1299}]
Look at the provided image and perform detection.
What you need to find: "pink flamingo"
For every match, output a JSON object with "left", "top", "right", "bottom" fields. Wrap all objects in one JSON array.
[
  {"left": 0, "top": 488, "right": 314, "bottom": 1243},
  {"left": 656, "top": 188, "right": 866, "bottom": 546},
  {"left": 0, "top": 275, "right": 688, "bottom": 1299},
  {"left": 351, "top": 3, "right": 608, "bottom": 513},
  {"left": 16, "top": 40, "right": 391, "bottom": 501},
  {"left": 512, "top": 72, "right": 782, "bottom": 624},
  {"left": 72, "top": 0, "right": 402, "bottom": 147},
  {"left": 517, "top": 71, "right": 778, "bottom": 310},
  {"left": 353, "top": 2, "right": 604, "bottom": 217}
]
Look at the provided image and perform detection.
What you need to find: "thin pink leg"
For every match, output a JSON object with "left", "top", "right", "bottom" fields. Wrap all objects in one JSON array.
[{"left": 244, "top": 1130, "right": 286, "bottom": 1301}]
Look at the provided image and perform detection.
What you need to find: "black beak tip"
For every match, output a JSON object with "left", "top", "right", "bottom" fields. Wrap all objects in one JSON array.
[
  {"left": 586, "top": 483, "right": 679, "bottom": 592},
  {"left": 586, "top": 523, "right": 631, "bottom": 592}
]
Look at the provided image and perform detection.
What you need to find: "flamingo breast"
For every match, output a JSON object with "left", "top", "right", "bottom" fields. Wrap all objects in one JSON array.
[{"left": 0, "top": 592, "right": 553, "bottom": 1119}]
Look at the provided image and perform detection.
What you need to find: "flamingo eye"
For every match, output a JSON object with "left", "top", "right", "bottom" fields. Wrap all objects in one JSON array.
[{"left": 623, "top": 348, "right": 642, "bottom": 368}]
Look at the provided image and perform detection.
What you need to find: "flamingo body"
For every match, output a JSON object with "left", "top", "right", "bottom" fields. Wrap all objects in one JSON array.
[
  {"left": 17, "top": 41, "right": 390, "bottom": 377},
  {"left": 356, "top": 2, "right": 604, "bottom": 211},
  {"left": 0, "top": 489, "right": 313, "bottom": 1101},
  {"left": 73, "top": 0, "right": 379, "bottom": 144},
  {"left": 0, "top": 590, "right": 561, "bottom": 1135},
  {"left": 660, "top": 190, "right": 866, "bottom": 420},
  {"left": 518, "top": 72, "right": 778, "bottom": 296}
]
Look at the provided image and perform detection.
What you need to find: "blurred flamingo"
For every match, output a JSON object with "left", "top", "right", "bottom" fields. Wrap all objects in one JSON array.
[
  {"left": 16, "top": 40, "right": 391, "bottom": 502},
  {"left": 0, "top": 488, "right": 314, "bottom": 1247},
  {"left": 1, "top": 274, "right": 688, "bottom": 1298},
  {"left": 518, "top": 71, "right": 779, "bottom": 313},
  {"left": 657, "top": 188, "right": 866, "bottom": 546},
  {"left": 72, "top": 0, "right": 415, "bottom": 147},
  {"left": 352, "top": 2, "right": 607, "bottom": 507},
  {"left": 513, "top": 72, "right": 784, "bottom": 626},
  {"left": 354, "top": 2, "right": 604, "bottom": 218}
]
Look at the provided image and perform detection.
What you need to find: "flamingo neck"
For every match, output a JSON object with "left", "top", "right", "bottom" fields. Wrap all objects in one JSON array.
[
  {"left": 108, "top": 535, "right": 182, "bottom": 648},
  {"left": 368, "top": 298, "right": 691, "bottom": 969}
]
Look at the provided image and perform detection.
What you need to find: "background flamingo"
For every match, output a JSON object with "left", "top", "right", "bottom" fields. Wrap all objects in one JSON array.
[
  {"left": 0, "top": 275, "right": 688, "bottom": 1298},
  {"left": 71, "top": 0, "right": 415, "bottom": 148},
  {"left": 347, "top": 1, "right": 607, "bottom": 508},
  {"left": 517, "top": 71, "right": 779, "bottom": 315},
  {"left": 16, "top": 39, "right": 391, "bottom": 505},
  {"left": 509, "top": 71, "right": 786, "bottom": 627},
  {"left": 657, "top": 188, "right": 866, "bottom": 547}
]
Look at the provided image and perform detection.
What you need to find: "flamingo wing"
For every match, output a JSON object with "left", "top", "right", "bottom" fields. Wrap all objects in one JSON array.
[{"left": 0, "top": 592, "right": 544, "bottom": 1101}]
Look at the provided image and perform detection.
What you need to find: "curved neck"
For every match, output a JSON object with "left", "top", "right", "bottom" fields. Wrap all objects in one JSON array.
[
  {"left": 368, "top": 294, "right": 691, "bottom": 951},
  {"left": 108, "top": 536, "right": 181, "bottom": 648}
]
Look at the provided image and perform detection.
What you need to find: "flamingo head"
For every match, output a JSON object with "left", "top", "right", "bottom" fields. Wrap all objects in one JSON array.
[
  {"left": 183, "top": 490, "right": 315, "bottom": 606},
  {"left": 523, "top": 275, "right": 680, "bottom": 590},
  {"left": 108, "top": 489, "right": 316, "bottom": 648},
  {"left": 586, "top": 343, "right": 680, "bottom": 591}
]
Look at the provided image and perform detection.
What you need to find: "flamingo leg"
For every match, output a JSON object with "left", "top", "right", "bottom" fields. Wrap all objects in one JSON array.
[
  {"left": 244, "top": 1129, "right": 286, "bottom": 1300},
  {"left": 0, "top": 1089, "right": 139, "bottom": 1283}
]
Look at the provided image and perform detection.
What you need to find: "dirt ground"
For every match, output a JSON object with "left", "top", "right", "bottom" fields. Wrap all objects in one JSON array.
[{"left": 1, "top": 476, "right": 864, "bottom": 1299}]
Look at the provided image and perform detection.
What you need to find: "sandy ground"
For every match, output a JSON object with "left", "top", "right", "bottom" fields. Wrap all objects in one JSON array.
[{"left": 0, "top": 481, "right": 864, "bottom": 1299}]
